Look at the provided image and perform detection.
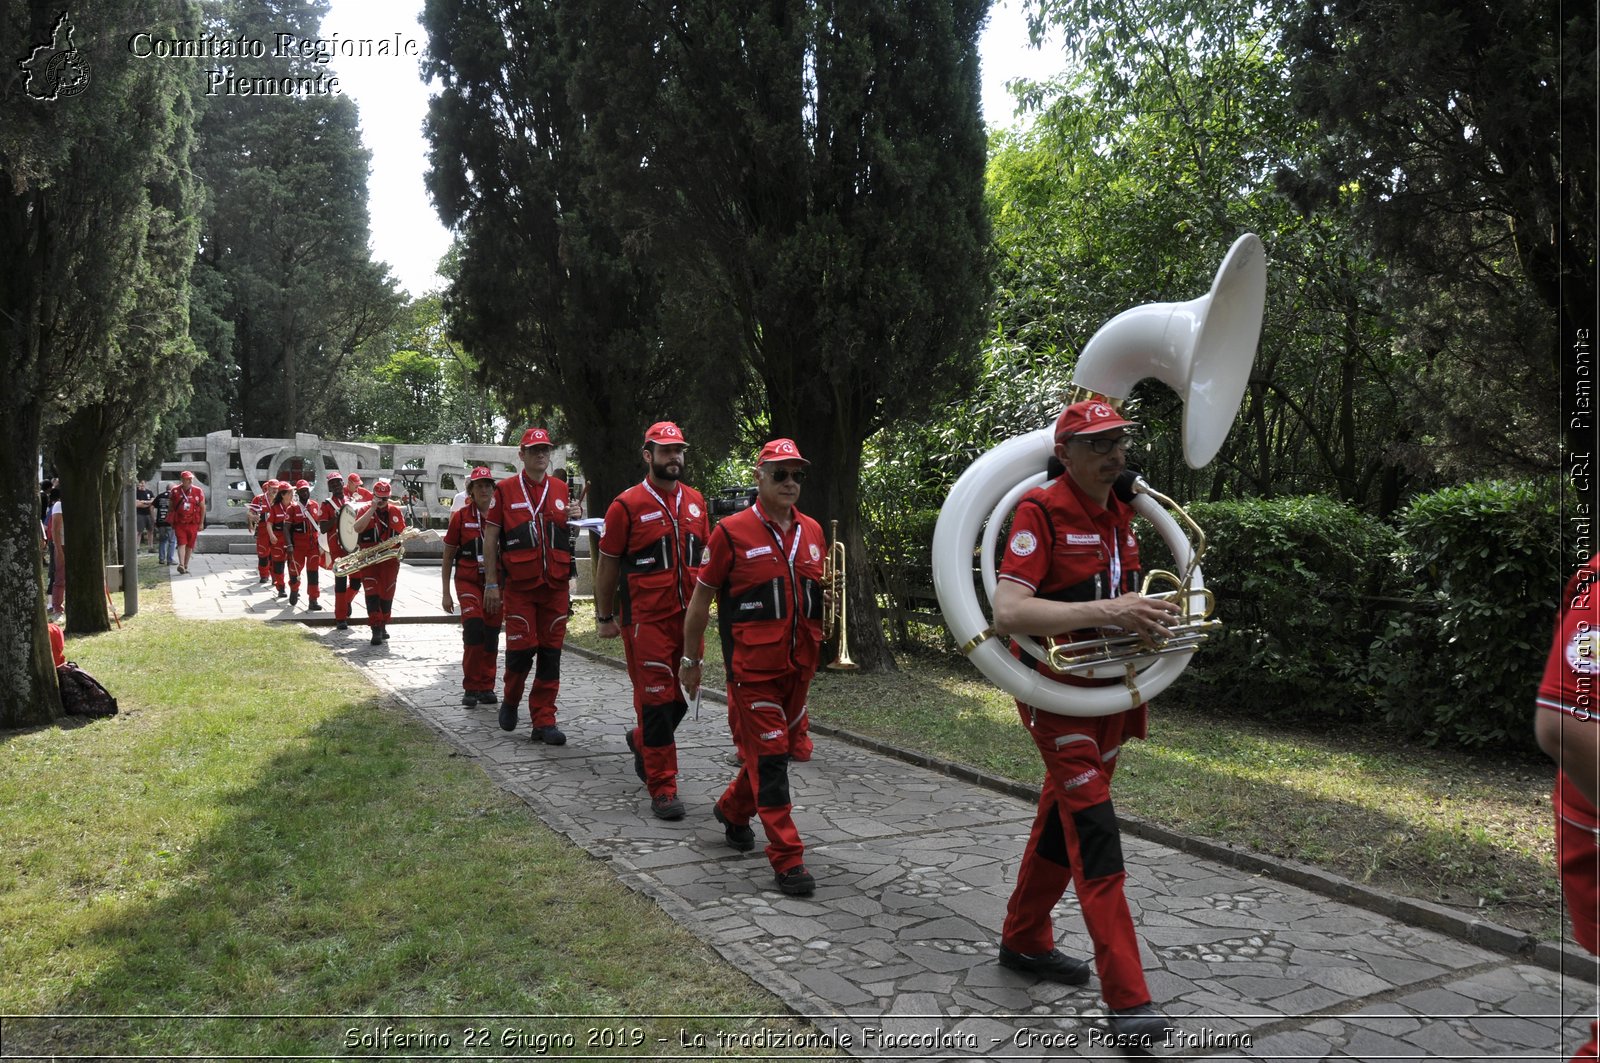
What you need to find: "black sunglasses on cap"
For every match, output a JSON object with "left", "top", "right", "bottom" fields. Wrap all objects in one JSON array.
[{"left": 767, "top": 467, "right": 807, "bottom": 484}]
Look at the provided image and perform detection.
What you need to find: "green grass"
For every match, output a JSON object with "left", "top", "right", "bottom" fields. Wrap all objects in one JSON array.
[
  {"left": 3, "top": 570, "right": 830, "bottom": 1058},
  {"left": 568, "top": 607, "right": 1561, "bottom": 940}
]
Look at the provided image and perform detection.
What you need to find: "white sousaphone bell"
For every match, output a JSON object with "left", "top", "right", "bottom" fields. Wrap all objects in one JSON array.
[{"left": 932, "top": 233, "right": 1268, "bottom": 717}]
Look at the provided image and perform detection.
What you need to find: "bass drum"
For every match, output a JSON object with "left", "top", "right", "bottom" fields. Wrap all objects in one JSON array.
[{"left": 337, "top": 502, "right": 368, "bottom": 553}]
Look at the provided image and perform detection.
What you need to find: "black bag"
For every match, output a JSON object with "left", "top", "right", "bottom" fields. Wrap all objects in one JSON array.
[{"left": 57, "top": 662, "right": 118, "bottom": 718}]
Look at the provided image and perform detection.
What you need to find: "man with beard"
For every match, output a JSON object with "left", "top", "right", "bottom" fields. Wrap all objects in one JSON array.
[
  {"left": 594, "top": 422, "right": 709, "bottom": 821},
  {"left": 483, "top": 429, "right": 574, "bottom": 745}
]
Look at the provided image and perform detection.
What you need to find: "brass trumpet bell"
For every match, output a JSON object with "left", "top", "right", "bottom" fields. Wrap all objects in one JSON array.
[{"left": 824, "top": 520, "right": 857, "bottom": 671}]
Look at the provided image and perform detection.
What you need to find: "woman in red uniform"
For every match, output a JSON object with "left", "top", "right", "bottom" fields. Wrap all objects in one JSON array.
[{"left": 443, "top": 466, "right": 503, "bottom": 705}]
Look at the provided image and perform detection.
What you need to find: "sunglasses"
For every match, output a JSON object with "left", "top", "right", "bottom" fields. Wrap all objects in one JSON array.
[
  {"left": 1073, "top": 434, "right": 1135, "bottom": 455},
  {"left": 767, "top": 468, "right": 807, "bottom": 484}
]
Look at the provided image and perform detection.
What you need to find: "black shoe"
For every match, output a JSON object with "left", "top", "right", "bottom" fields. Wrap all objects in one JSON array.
[
  {"left": 370, "top": 630, "right": 383, "bottom": 645},
  {"left": 1107, "top": 1004, "right": 1173, "bottom": 1042},
  {"left": 774, "top": 865, "right": 816, "bottom": 896},
  {"left": 535, "top": 724, "right": 566, "bottom": 746},
  {"left": 713, "top": 804, "right": 755, "bottom": 852},
  {"left": 624, "top": 729, "right": 647, "bottom": 783},
  {"left": 336, "top": 620, "right": 348, "bottom": 631},
  {"left": 289, "top": 591, "right": 299, "bottom": 606},
  {"left": 462, "top": 691, "right": 479, "bottom": 707},
  {"left": 306, "top": 601, "right": 323, "bottom": 612},
  {"left": 276, "top": 587, "right": 286, "bottom": 599},
  {"left": 380, "top": 626, "right": 390, "bottom": 640},
  {"left": 258, "top": 576, "right": 268, "bottom": 584},
  {"left": 651, "top": 793, "right": 686, "bottom": 820},
  {"left": 498, "top": 702, "right": 518, "bottom": 732},
  {"left": 997, "top": 944, "right": 1092, "bottom": 986},
  {"left": 476, "top": 690, "right": 498, "bottom": 704}
]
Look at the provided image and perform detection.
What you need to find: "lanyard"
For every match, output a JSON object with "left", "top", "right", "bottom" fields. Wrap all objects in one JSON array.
[
  {"left": 642, "top": 479, "right": 686, "bottom": 606},
  {"left": 1105, "top": 527, "right": 1122, "bottom": 598},
  {"left": 752, "top": 501, "right": 802, "bottom": 569},
  {"left": 515, "top": 472, "right": 551, "bottom": 547}
]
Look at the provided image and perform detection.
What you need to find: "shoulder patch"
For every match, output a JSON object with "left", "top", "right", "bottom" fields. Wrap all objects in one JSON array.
[{"left": 1009, "top": 530, "right": 1038, "bottom": 557}]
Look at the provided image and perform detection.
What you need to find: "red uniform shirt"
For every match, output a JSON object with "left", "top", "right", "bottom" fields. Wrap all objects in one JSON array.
[
  {"left": 443, "top": 504, "right": 488, "bottom": 579},
  {"left": 599, "top": 480, "right": 709, "bottom": 625},
  {"left": 697, "top": 502, "right": 826, "bottom": 680},
  {"left": 358, "top": 504, "right": 407, "bottom": 548},
  {"left": 485, "top": 471, "right": 572, "bottom": 589},
  {"left": 998, "top": 473, "right": 1147, "bottom": 709},
  {"left": 168, "top": 484, "right": 205, "bottom": 526},
  {"left": 1539, "top": 557, "right": 1600, "bottom": 834}
]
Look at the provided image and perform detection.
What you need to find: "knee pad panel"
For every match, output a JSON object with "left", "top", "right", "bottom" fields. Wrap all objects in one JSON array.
[
  {"left": 1072, "top": 800, "right": 1125, "bottom": 880},
  {"left": 756, "top": 754, "right": 791, "bottom": 809},
  {"left": 534, "top": 646, "right": 561, "bottom": 681},
  {"left": 505, "top": 648, "right": 536, "bottom": 675}
]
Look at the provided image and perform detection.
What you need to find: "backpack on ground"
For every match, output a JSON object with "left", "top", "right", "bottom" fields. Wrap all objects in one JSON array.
[{"left": 57, "top": 662, "right": 118, "bottom": 718}]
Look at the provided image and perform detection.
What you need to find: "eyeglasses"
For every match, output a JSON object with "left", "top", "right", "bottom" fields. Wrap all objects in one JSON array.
[
  {"left": 1072, "top": 435, "right": 1135, "bottom": 455},
  {"left": 767, "top": 468, "right": 807, "bottom": 484}
]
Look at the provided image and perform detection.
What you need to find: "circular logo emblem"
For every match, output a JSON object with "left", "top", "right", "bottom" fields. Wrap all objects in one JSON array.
[
  {"left": 1090, "top": 402, "right": 1114, "bottom": 420},
  {"left": 554, "top": 498, "right": 566, "bottom": 511},
  {"left": 1009, "top": 530, "right": 1038, "bottom": 557},
  {"left": 688, "top": 503, "right": 701, "bottom": 518},
  {"left": 779, "top": 441, "right": 794, "bottom": 453},
  {"left": 809, "top": 543, "right": 821, "bottom": 561},
  {"left": 1568, "top": 629, "right": 1600, "bottom": 675},
  {"left": 700, "top": 548, "right": 711, "bottom": 566}
]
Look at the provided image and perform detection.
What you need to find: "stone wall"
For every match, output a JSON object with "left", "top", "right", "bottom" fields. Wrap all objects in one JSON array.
[{"left": 157, "top": 431, "right": 568, "bottom": 527}]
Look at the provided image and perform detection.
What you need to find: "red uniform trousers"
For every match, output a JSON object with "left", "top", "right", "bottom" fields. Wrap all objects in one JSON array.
[
  {"left": 290, "top": 532, "right": 321, "bottom": 602},
  {"left": 622, "top": 618, "right": 689, "bottom": 798},
  {"left": 328, "top": 542, "right": 362, "bottom": 622},
  {"left": 358, "top": 558, "right": 400, "bottom": 628},
  {"left": 171, "top": 523, "right": 199, "bottom": 550},
  {"left": 501, "top": 581, "right": 568, "bottom": 729},
  {"left": 268, "top": 534, "right": 295, "bottom": 592},
  {"left": 455, "top": 571, "right": 503, "bottom": 693},
  {"left": 254, "top": 525, "right": 272, "bottom": 580},
  {"left": 716, "top": 671, "right": 812, "bottom": 874},
  {"left": 1001, "top": 702, "right": 1151, "bottom": 1011},
  {"left": 1559, "top": 804, "right": 1600, "bottom": 1061}
]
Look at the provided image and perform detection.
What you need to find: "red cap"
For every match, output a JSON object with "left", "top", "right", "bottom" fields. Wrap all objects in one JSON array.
[
  {"left": 644, "top": 421, "right": 688, "bottom": 447},
  {"left": 294, "top": 479, "right": 310, "bottom": 490},
  {"left": 345, "top": 472, "right": 363, "bottom": 487},
  {"left": 520, "top": 427, "right": 553, "bottom": 448},
  {"left": 756, "top": 438, "right": 809, "bottom": 465},
  {"left": 1054, "top": 400, "right": 1137, "bottom": 440},
  {"left": 468, "top": 465, "right": 495, "bottom": 485},
  {"left": 263, "top": 479, "right": 277, "bottom": 491},
  {"left": 180, "top": 470, "right": 194, "bottom": 480},
  {"left": 372, "top": 479, "right": 393, "bottom": 497},
  {"left": 327, "top": 471, "right": 344, "bottom": 483}
]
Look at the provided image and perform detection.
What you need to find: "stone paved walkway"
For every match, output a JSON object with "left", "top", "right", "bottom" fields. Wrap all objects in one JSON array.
[{"left": 169, "top": 553, "right": 1597, "bottom": 1060}]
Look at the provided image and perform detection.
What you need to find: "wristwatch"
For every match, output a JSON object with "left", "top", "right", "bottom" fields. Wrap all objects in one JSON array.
[
  {"left": 680, "top": 656, "right": 702, "bottom": 669},
  {"left": 595, "top": 613, "right": 615, "bottom": 624},
  {"left": 484, "top": 582, "right": 499, "bottom": 590}
]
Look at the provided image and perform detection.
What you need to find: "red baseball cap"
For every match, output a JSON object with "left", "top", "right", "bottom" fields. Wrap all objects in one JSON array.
[
  {"left": 644, "top": 421, "right": 688, "bottom": 447},
  {"left": 180, "top": 470, "right": 194, "bottom": 480},
  {"left": 1054, "top": 399, "right": 1138, "bottom": 440},
  {"left": 520, "top": 427, "right": 553, "bottom": 449},
  {"left": 294, "top": 479, "right": 311, "bottom": 490},
  {"left": 467, "top": 465, "right": 495, "bottom": 485},
  {"left": 327, "top": 471, "right": 344, "bottom": 483},
  {"left": 372, "top": 479, "right": 393, "bottom": 497},
  {"left": 756, "top": 438, "right": 809, "bottom": 466},
  {"left": 263, "top": 479, "right": 277, "bottom": 491},
  {"left": 345, "top": 472, "right": 363, "bottom": 486}
]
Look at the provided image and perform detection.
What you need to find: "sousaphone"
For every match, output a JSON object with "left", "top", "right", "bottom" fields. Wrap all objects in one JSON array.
[{"left": 932, "top": 234, "right": 1268, "bottom": 716}]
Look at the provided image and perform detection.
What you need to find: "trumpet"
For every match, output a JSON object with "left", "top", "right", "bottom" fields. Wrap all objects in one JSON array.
[{"left": 823, "top": 520, "right": 857, "bottom": 671}]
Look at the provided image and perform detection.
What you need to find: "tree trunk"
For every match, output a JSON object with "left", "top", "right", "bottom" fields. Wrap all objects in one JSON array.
[
  {"left": 56, "top": 407, "right": 113, "bottom": 636},
  {"left": 0, "top": 401, "right": 63, "bottom": 728}
]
